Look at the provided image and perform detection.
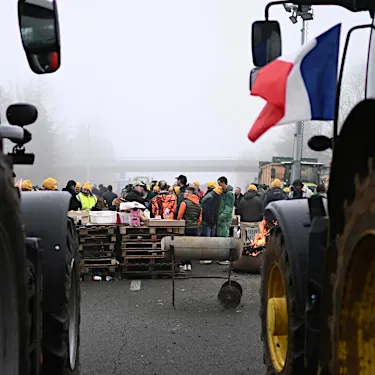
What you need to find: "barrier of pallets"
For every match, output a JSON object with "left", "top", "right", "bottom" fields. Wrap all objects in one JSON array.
[
  {"left": 119, "top": 219, "right": 185, "bottom": 277},
  {"left": 77, "top": 224, "right": 118, "bottom": 277}
]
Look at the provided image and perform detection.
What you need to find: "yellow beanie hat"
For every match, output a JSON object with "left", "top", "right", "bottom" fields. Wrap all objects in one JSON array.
[
  {"left": 83, "top": 181, "right": 92, "bottom": 192},
  {"left": 174, "top": 186, "right": 180, "bottom": 195},
  {"left": 193, "top": 180, "right": 200, "bottom": 186},
  {"left": 213, "top": 185, "right": 224, "bottom": 195},
  {"left": 248, "top": 184, "right": 257, "bottom": 191},
  {"left": 271, "top": 179, "right": 283, "bottom": 189},
  {"left": 76, "top": 181, "right": 82, "bottom": 189},
  {"left": 42, "top": 177, "right": 57, "bottom": 191},
  {"left": 21, "top": 180, "right": 33, "bottom": 191},
  {"left": 283, "top": 187, "right": 291, "bottom": 193},
  {"left": 147, "top": 185, "right": 150, "bottom": 191},
  {"left": 207, "top": 181, "right": 216, "bottom": 189},
  {"left": 169, "top": 186, "right": 174, "bottom": 191},
  {"left": 153, "top": 186, "right": 160, "bottom": 192}
]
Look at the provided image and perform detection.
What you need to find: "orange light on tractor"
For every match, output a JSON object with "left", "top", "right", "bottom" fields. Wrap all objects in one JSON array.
[{"left": 50, "top": 52, "right": 59, "bottom": 71}]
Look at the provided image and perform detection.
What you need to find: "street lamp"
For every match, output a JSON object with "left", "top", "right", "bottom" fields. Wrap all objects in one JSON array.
[{"left": 283, "top": 3, "right": 314, "bottom": 182}]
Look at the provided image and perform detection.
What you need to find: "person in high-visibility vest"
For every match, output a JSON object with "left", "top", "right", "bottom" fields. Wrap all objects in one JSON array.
[{"left": 76, "top": 182, "right": 97, "bottom": 210}]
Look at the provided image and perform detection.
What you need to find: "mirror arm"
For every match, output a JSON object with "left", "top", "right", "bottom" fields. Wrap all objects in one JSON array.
[
  {"left": 333, "top": 23, "right": 375, "bottom": 143},
  {"left": 265, "top": 1, "right": 289, "bottom": 20}
]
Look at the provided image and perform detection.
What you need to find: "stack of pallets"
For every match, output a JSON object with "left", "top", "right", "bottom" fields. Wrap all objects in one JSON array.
[
  {"left": 77, "top": 224, "right": 118, "bottom": 278},
  {"left": 119, "top": 220, "right": 185, "bottom": 277}
]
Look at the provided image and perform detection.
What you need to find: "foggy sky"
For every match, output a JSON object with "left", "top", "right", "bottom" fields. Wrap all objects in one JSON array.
[{"left": 0, "top": 0, "right": 370, "bottom": 164}]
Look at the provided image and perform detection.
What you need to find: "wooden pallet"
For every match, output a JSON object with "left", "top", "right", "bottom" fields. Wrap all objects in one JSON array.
[
  {"left": 121, "top": 233, "right": 173, "bottom": 241},
  {"left": 78, "top": 225, "right": 117, "bottom": 236},
  {"left": 122, "top": 253, "right": 164, "bottom": 259},
  {"left": 119, "top": 226, "right": 184, "bottom": 236},
  {"left": 121, "top": 241, "right": 161, "bottom": 249},
  {"left": 79, "top": 235, "right": 117, "bottom": 243},
  {"left": 79, "top": 243, "right": 115, "bottom": 251},
  {"left": 120, "top": 258, "right": 176, "bottom": 276},
  {"left": 81, "top": 257, "right": 117, "bottom": 265},
  {"left": 80, "top": 265, "right": 117, "bottom": 275},
  {"left": 81, "top": 250, "right": 115, "bottom": 259}
]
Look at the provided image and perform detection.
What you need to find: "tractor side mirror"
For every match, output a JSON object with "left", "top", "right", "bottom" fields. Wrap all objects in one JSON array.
[
  {"left": 249, "top": 67, "right": 261, "bottom": 91},
  {"left": 18, "top": 0, "right": 61, "bottom": 74},
  {"left": 6, "top": 104, "right": 38, "bottom": 126},
  {"left": 251, "top": 20, "right": 281, "bottom": 67},
  {"left": 308, "top": 135, "right": 333, "bottom": 152}
]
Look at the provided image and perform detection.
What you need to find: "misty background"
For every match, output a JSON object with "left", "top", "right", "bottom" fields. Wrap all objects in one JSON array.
[{"left": 0, "top": 0, "right": 370, "bottom": 191}]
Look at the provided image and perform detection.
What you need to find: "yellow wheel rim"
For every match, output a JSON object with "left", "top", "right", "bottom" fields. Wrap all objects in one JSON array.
[
  {"left": 267, "top": 263, "right": 288, "bottom": 373},
  {"left": 338, "top": 234, "right": 375, "bottom": 375}
]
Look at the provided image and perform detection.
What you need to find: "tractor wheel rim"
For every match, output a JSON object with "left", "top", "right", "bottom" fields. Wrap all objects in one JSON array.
[
  {"left": 266, "top": 263, "right": 288, "bottom": 373},
  {"left": 68, "top": 262, "right": 78, "bottom": 370},
  {"left": 0, "top": 232, "right": 18, "bottom": 374}
]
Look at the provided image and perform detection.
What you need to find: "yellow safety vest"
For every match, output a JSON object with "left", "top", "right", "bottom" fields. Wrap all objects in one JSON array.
[{"left": 77, "top": 193, "right": 97, "bottom": 210}]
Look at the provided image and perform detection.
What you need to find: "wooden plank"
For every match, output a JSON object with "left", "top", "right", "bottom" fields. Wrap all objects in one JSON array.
[
  {"left": 79, "top": 235, "right": 116, "bottom": 243},
  {"left": 121, "top": 241, "right": 161, "bottom": 249},
  {"left": 123, "top": 258, "right": 156, "bottom": 265},
  {"left": 79, "top": 243, "right": 115, "bottom": 251},
  {"left": 82, "top": 250, "right": 114, "bottom": 259},
  {"left": 122, "top": 255, "right": 164, "bottom": 259},
  {"left": 120, "top": 233, "right": 176, "bottom": 241},
  {"left": 119, "top": 225, "right": 185, "bottom": 235},
  {"left": 80, "top": 265, "right": 117, "bottom": 274},
  {"left": 78, "top": 225, "right": 116, "bottom": 236},
  {"left": 82, "top": 257, "right": 117, "bottom": 265},
  {"left": 143, "top": 219, "right": 185, "bottom": 227}
]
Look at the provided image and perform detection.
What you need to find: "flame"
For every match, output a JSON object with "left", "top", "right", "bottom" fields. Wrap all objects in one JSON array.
[{"left": 245, "top": 219, "right": 279, "bottom": 257}]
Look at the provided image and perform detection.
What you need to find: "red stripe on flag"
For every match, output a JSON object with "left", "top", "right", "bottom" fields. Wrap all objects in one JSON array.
[
  {"left": 251, "top": 60, "right": 293, "bottom": 106},
  {"left": 248, "top": 59, "right": 293, "bottom": 142},
  {"left": 248, "top": 102, "right": 284, "bottom": 142}
]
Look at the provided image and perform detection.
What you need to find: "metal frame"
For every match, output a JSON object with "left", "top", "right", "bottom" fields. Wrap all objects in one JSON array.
[{"left": 170, "top": 242, "right": 239, "bottom": 309}]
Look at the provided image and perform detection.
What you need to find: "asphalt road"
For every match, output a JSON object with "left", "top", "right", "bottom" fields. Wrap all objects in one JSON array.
[{"left": 79, "top": 264, "right": 265, "bottom": 375}]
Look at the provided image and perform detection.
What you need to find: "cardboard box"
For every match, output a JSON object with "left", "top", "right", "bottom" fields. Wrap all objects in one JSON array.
[{"left": 68, "top": 210, "right": 90, "bottom": 225}]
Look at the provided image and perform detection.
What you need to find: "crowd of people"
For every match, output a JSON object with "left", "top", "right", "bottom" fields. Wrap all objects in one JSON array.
[{"left": 17, "top": 173, "right": 327, "bottom": 271}]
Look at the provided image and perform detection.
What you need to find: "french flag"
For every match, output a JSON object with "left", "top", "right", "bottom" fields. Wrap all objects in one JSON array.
[{"left": 248, "top": 23, "right": 341, "bottom": 142}]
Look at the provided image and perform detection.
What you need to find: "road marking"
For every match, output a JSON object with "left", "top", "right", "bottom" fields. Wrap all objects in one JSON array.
[{"left": 130, "top": 280, "right": 141, "bottom": 291}]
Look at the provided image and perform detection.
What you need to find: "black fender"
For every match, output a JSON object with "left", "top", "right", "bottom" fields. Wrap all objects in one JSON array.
[
  {"left": 265, "top": 198, "right": 328, "bottom": 318},
  {"left": 266, "top": 199, "right": 311, "bottom": 318},
  {"left": 305, "top": 215, "right": 328, "bottom": 374},
  {"left": 20, "top": 191, "right": 71, "bottom": 314}
]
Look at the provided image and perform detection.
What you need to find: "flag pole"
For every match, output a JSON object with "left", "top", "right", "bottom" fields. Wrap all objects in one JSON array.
[
  {"left": 288, "top": 4, "right": 313, "bottom": 182},
  {"left": 291, "top": 19, "right": 306, "bottom": 182}
]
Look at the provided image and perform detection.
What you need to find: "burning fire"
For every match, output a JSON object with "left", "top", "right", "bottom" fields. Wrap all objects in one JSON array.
[{"left": 246, "top": 219, "right": 278, "bottom": 257}]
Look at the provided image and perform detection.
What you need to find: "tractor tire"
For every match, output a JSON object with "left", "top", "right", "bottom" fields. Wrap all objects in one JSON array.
[
  {"left": 42, "top": 217, "right": 81, "bottom": 375},
  {"left": 260, "top": 228, "right": 306, "bottom": 375},
  {"left": 330, "top": 160, "right": 375, "bottom": 375},
  {"left": 0, "top": 155, "right": 29, "bottom": 375}
]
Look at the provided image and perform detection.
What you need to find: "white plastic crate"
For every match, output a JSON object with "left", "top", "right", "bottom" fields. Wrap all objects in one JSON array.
[{"left": 89, "top": 211, "right": 117, "bottom": 224}]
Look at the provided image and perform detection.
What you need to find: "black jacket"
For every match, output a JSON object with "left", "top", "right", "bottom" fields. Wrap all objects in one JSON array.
[
  {"left": 102, "top": 191, "right": 118, "bottom": 210},
  {"left": 124, "top": 190, "right": 145, "bottom": 205},
  {"left": 263, "top": 187, "right": 287, "bottom": 211},
  {"left": 201, "top": 191, "right": 221, "bottom": 227},
  {"left": 234, "top": 193, "right": 244, "bottom": 215},
  {"left": 62, "top": 187, "right": 82, "bottom": 211},
  {"left": 237, "top": 191, "right": 263, "bottom": 222}
]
